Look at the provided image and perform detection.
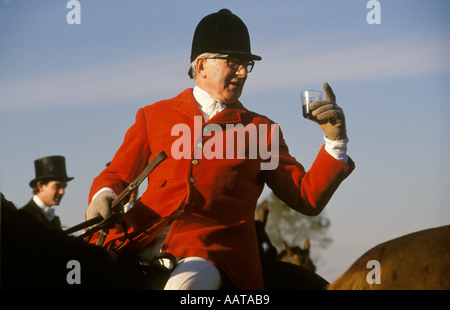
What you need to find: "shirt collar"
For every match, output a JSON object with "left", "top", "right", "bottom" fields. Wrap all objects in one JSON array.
[
  {"left": 193, "top": 86, "right": 226, "bottom": 121},
  {"left": 33, "top": 195, "right": 56, "bottom": 221}
]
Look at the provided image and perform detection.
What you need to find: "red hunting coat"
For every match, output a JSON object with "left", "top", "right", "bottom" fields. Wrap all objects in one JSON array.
[{"left": 87, "top": 88, "right": 355, "bottom": 289}]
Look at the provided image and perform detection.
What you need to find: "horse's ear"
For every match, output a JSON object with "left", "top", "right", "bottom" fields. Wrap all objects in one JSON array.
[
  {"left": 257, "top": 202, "right": 269, "bottom": 226},
  {"left": 283, "top": 241, "right": 292, "bottom": 256},
  {"left": 304, "top": 239, "right": 310, "bottom": 254}
]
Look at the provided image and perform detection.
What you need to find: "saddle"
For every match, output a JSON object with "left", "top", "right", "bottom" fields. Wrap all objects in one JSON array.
[{"left": 128, "top": 252, "right": 178, "bottom": 290}]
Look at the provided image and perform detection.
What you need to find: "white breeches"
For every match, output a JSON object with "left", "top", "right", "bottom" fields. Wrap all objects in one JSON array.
[
  {"left": 163, "top": 256, "right": 221, "bottom": 290},
  {"left": 137, "top": 225, "right": 221, "bottom": 290}
]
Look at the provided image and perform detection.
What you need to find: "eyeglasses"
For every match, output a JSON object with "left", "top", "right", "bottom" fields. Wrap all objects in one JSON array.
[{"left": 205, "top": 55, "right": 255, "bottom": 73}]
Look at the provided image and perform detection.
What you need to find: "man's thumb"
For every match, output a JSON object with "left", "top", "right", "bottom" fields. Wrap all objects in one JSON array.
[{"left": 323, "top": 82, "right": 336, "bottom": 102}]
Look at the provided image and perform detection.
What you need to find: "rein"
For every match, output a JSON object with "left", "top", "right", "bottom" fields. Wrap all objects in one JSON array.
[{"left": 64, "top": 151, "right": 167, "bottom": 247}]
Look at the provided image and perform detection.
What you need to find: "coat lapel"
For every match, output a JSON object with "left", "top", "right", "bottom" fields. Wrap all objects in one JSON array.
[{"left": 172, "top": 89, "right": 203, "bottom": 120}]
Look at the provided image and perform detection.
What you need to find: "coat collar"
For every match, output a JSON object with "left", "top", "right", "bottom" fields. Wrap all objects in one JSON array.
[{"left": 173, "top": 88, "right": 247, "bottom": 124}]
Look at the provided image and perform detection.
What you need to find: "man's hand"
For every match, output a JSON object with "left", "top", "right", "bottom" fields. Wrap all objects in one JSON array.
[
  {"left": 87, "top": 190, "right": 116, "bottom": 220},
  {"left": 308, "top": 82, "right": 347, "bottom": 141}
]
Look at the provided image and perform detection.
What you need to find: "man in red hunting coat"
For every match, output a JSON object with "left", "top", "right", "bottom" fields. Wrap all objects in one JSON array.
[{"left": 86, "top": 9, "right": 354, "bottom": 290}]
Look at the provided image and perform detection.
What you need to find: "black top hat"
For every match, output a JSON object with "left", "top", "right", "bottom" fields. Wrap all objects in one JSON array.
[
  {"left": 188, "top": 9, "right": 262, "bottom": 78},
  {"left": 29, "top": 155, "right": 74, "bottom": 187}
]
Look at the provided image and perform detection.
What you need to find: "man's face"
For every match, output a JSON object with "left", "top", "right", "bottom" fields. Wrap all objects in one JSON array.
[
  {"left": 197, "top": 56, "right": 248, "bottom": 104},
  {"left": 37, "top": 180, "right": 67, "bottom": 206}
]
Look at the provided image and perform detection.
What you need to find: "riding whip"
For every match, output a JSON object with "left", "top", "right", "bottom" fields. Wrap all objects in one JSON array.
[{"left": 64, "top": 151, "right": 167, "bottom": 238}]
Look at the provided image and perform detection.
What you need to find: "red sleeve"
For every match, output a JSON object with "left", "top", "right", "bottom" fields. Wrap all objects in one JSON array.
[
  {"left": 88, "top": 108, "right": 152, "bottom": 204},
  {"left": 262, "top": 132, "right": 355, "bottom": 216}
]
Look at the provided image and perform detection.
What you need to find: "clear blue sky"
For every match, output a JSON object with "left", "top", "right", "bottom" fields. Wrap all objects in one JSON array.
[{"left": 1, "top": 0, "right": 449, "bottom": 282}]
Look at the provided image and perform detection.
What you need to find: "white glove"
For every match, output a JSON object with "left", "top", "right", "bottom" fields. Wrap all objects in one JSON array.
[{"left": 87, "top": 189, "right": 117, "bottom": 220}]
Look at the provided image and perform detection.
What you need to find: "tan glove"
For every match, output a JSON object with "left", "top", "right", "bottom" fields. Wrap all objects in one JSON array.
[
  {"left": 86, "top": 189, "right": 117, "bottom": 220},
  {"left": 308, "top": 82, "right": 347, "bottom": 141}
]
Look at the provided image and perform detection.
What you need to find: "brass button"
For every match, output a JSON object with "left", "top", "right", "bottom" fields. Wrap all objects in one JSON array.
[
  {"left": 189, "top": 176, "right": 196, "bottom": 183},
  {"left": 196, "top": 142, "right": 203, "bottom": 148},
  {"left": 192, "top": 159, "right": 199, "bottom": 165}
]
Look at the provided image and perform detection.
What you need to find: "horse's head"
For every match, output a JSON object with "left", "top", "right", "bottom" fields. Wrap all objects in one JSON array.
[
  {"left": 255, "top": 201, "right": 278, "bottom": 261},
  {"left": 278, "top": 240, "right": 316, "bottom": 272}
]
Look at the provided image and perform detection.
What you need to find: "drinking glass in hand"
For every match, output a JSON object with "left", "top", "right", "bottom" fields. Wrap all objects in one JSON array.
[{"left": 301, "top": 90, "right": 323, "bottom": 118}]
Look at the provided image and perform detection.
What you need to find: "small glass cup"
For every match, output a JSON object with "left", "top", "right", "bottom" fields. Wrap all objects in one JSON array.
[{"left": 301, "top": 90, "right": 323, "bottom": 118}]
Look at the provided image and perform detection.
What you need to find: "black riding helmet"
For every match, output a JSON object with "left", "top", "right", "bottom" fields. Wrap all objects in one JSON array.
[{"left": 188, "top": 9, "right": 262, "bottom": 78}]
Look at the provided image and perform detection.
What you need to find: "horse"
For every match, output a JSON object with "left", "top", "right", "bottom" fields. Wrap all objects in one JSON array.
[
  {"left": 2, "top": 192, "right": 328, "bottom": 290},
  {"left": 261, "top": 238, "right": 327, "bottom": 290},
  {"left": 1, "top": 193, "right": 174, "bottom": 290},
  {"left": 277, "top": 240, "right": 316, "bottom": 272},
  {"left": 327, "top": 225, "right": 450, "bottom": 290},
  {"left": 255, "top": 201, "right": 316, "bottom": 271},
  {"left": 255, "top": 201, "right": 278, "bottom": 262},
  {"left": 255, "top": 202, "right": 328, "bottom": 289}
]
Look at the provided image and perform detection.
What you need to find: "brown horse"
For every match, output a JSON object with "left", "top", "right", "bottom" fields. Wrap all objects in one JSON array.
[
  {"left": 277, "top": 240, "right": 316, "bottom": 272},
  {"left": 255, "top": 203, "right": 327, "bottom": 289},
  {"left": 255, "top": 201, "right": 317, "bottom": 271},
  {"left": 327, "top": 225, "right": 450, "bottom": 290}
]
